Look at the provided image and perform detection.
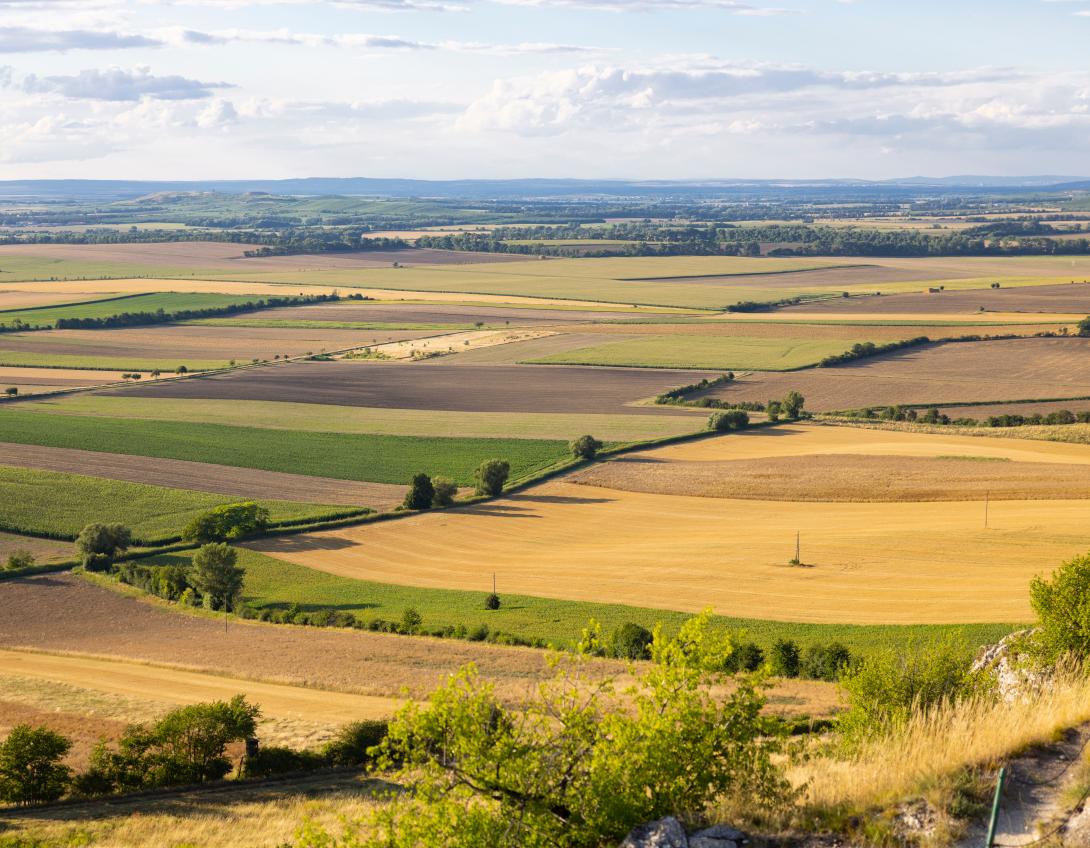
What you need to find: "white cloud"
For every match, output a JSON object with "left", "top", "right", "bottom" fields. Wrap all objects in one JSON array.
[
  {"left": 0, "top": 26, "right": 161, "bottom": 52},
  {"left": 7, "top": 66, "right": 233, "bottom": 100}
]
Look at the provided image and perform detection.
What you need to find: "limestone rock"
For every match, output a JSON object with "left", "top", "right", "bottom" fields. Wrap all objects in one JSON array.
[{"left": 620, "top": 817, "right": 689, "bottom": 848}]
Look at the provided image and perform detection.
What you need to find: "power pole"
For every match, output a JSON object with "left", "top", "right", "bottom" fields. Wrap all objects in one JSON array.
[
  {"left": 492, "top": 572, "right": 496, "bottom": 595},
  {"left": 795, "top": 531, "right": 800, "bottom": 564}
]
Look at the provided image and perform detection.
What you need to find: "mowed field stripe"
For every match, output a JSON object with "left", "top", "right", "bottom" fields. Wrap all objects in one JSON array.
[
  {"left": 0, "top": 442, "right": 404, "bottom": 509},
  {"left": 0, "top": 649, "right": 401, "bottom": 724},
  {"left": 248, "top": 480, "right": 1088, "bottom": 624}
]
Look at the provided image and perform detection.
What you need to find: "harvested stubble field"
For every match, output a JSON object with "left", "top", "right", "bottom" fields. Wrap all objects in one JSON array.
[
  {"left": 219, "top": 301, "right": 647, "bottom": 326},
  {"left": 0, "top": 442, "right": 406, "bottom": 509},
  {"left": 0, "top": 529, "right": 70, "bottom": 563},
  {"left": 25, "top": 395, "right": 703, "bottom": 441},
  {"left": 697, "top": 337, "right": 1090, "bottom": 412},
  {"left": 0, "top": 324, "right": 438, "bottom": 364},
  {"left": 249, "top": 425, "right": 1090, "bottom": 625},
  {"left": 0, "top": 409, "right": 570, "bottom": 485},
  {"left": 784, "top": 281, "right": 1090, "bottom": 315},
  {"left": 0, "top": 465, "right": 350, "bottom": 543},
  {"left": 937, "top": 399, "right": 1090, "bottom": 419},
  {"left": 0, "top": 290, "right": 107, "bottom": 310},
  {"left": 108, "top": 360, "right": 718, "bottom": 414},
  {"left": 0, "top": 350, "right": 228, "bottom": 371}
]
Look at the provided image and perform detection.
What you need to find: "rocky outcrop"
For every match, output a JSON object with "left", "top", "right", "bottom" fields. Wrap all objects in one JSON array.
[
  {"left": 970, "top": 628, "right": 1048, "bottom": 701},
  {"left": 620, "top": 817, "right": 746, "bottom": 848}
]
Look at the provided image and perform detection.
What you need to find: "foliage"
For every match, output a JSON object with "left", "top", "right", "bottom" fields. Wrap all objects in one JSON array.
[
  {"left": 75, "top": 522, "right": 131, "bottom": 570},
  {"left": 781, "top": 391, "right": 805, "bottom": 420},
  {"left": 819, "top": 337, "right": 930, "bottom": 368},
  {"left": 189, "top": 543, "right": 245, "bottom": 611},
  {"left": 770, "top": 639, "right": 801, "bottom": 678},
  {"left": 183, "top": 501, "right": 270, "bottom": 543},
  {"left": 765, "top": 400, "right": 782, "bottom": 422},
  {"left": 1029, "top": 550, "right": 1090, "bottom": 663},
  {"left": 296, "top": 613, "right": 790, "bottom": 848},
  {"left": 401, "top": 607, "right": 423, "bottom": 634},
  {"left": 78, "top": 696, "right": 259, "bottom": 795},
  {"left": 3, "top": 550, "right": 34, "bottom": 571},
  {"left": 1077, "top": 316, "right": 1090, "bottom": 337},
  {"left": 801, "top": 642, "right": 852, "bottom": 682},
  {"left": 570, "top": 435, "right": 603, "bottom": 460},
  {"left": 431, "top": 476, "right": 458, "bottom": 507},
  {"left": 474, "top": 458, "right": 510, "bottom": 497},
  {"left": 484, "top": 592, "right": 501, "bottom": 611},
  {"left": 243, "top": 745, "right": 326, "bottom": 779},
  {"left": 0, "top": 725, "right": 72, "bottom": 806},
  {"left": 610, "top": 621, "right": 654, "bottom": 660},
  {"left": 708, "top": 409, "right": 749, "bottom": 432},
  {"left": 403, "top": 473, "right": 435, "bottom": 511},
  {"left": 322, "top": 720, "right": 389, "bottom": 767}
]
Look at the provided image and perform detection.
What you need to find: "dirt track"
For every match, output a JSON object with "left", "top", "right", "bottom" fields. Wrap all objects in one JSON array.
[
  {"left": 107, "top": 360, "right": 719, "bottom": 413},
  {"left": 0, "top": 442, "right": 404, "bottom": 508}
]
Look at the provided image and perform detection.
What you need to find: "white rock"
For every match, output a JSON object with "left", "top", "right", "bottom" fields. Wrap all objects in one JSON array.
[{"left": 620, "top": 816, "right": 689, "bottom": 848}]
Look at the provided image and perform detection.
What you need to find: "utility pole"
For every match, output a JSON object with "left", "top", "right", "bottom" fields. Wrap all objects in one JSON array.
[
  {"left": 795, "top": 531, "right": 800, "bottom": 564},
  {"left": 492, "top": 572, "right": 496, "bottom": 595}
]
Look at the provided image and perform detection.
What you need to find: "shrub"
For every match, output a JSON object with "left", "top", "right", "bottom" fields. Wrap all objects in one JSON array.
[
  {"left": 765, "top": 400, "right": 782, "bottom": 422},
  {"left": 484, "top": 592, "right": 501, "bottom": 611},
  {"left": 75, "top": 523, "right": 131, "bottom": 571},
  {"left": 1077, "top": 316, "right": 1090, "bottom": 337},
  {"left": 611, "top": 622, "right": 654, "bottom": 660},
  {"left": 403, "top": 473, "right": 435, "bottom": 511},
  {"left": 243, "top": 745, "right": 325, "bottom": 778},
  {"left": 323, "top": 720, "right": 389, "bottom": 767},
  {"left": 431, "top": 476, "right": 458, "bottom": 508},
  {"left": 183, "top": 502, "right": 269, "bottom": 543},
  {"left": 0, "top": 725, "right": 72, "bottom": 806},
  {"left": 3, "top": 387, "right": 16, "bottom": 398},
  {"left": 708, "top": 409, "right": 750, "bottom": 432},
  {"left": 401, "top": 607, "right": 423, "bottom": 634},
  {"left": 770, "top": 639, "right": 801, "bottom": 678},
  {"left": 1030, "top": 550, "right": 1090, "bottom": 663},
  {"left": 801, "top": 642, "right": 852, "bottom": 682},
  {"left": 4, "top": 550, "right": 34, "bottom": 571},
  {"left": 781, "top": 391, "right": 805, "bottom": 420},
  {"left": 732, "top": 641, "right": 765, "bottom": 672},
  {"left": 474, "top": 459, "right": 510, "bottom": 497},
  {"left": 189, "top": 543, "right": 245, "bottom": 612},
  {"left": 570, "top": 435, "right": 603, "bottom": 460}
]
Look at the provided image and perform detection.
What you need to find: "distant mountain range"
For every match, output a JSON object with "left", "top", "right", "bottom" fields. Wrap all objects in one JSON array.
[{"left": 0, "top": 176, "right": 1088, "bottom": 201}]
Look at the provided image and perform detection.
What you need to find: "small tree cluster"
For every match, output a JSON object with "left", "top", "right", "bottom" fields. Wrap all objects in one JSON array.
[
  {"left": 183, "top": 502, "right": 269, "bottom": 544},
  {"left": 402, "top": 474, "right": 459, "bottom": 510},
  {"left": 708, "top": 409, "right": 750, "bottom": 432},
  {"left": 3, "top": 549, "right": 34, "bottom": 571},
  {"left": 765, "top": 391, "right": 805, "bottom": 422},
  {"left": 570, "top": 434, "right": 603, "bottom": 460},
  {"left": 75, "top": 523, "right": 132, "bottom": 571},
  {"left": 474, "top": 459, "right": 510, "bottom": 497},
  {"left": 0, "top": 725, "right": 72, "bottom": 806}
]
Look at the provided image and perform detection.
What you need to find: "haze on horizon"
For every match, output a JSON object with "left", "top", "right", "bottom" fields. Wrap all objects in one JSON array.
[{"left": 2, "top": 0, "right": 1089, "bottom": 182}]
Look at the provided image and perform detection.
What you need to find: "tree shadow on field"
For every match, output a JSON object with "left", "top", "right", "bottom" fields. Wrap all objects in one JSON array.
[
  {"left": 513, "top": 494, "right": 615, "bottom": 505},
  {"left": 251, "top": 536, "right": 359, "bottom": 553},
  {"left": 459, "top": 503, "right": 543, "bottom": 518}
]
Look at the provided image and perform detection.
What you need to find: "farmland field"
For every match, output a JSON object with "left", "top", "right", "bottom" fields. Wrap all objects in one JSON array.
[
  {"left": 0, "top": 291, "right": 264, "bottom": 327},
  {"left": 0, "top": 349, "right": 228, "bottom": 371},
  {"left": 0, "top": 465, "right": 353, "bottom": 543},
  {"left": 0, "top": 409, "right": 571, "bottom": 484}
]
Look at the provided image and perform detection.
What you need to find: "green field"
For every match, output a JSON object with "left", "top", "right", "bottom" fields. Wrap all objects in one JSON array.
[
  {"left": 0, "top": 292, "right": 264, "bottom": 328},
  {"left": 148, "top": 547, "right": 1018, "bottom": 656},
  {"left": 0, "top": 410, "right": 570, "bottom": 485},
  {"left": 25, "top": 395, "right": 704, "bottom": 441},
  {"left": 0, "top": 466, "right": 353, "bottom": 544},
  {"left": 0, "top": 351, "right": 228, "bottom": 371},
  {"left": 527, "top": 335, "right": 863, "bottom": 370},
  {"left": 0, "top": 256, "right": 232, "bottom": 283}
]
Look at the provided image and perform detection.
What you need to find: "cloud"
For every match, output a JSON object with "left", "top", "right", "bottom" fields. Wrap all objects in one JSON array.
[
  {"left": 0, "top": 26, "right": 161, "bottom": 53},
  {"left": 11, "top": 67, "right": 233, "bottom": 100}
]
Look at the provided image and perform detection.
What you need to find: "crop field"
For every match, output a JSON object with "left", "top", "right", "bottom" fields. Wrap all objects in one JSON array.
[
  {"left": 0, "top": 442, "right": 407, "bottom": 509},
  {"left": 527, "top": 334, "right": 866, "bottom": 370},
  {"left": 0, "top": 409, "right": 570, "bottom": 485},
  {"left": 696, "top": 337, "right": 1090, "bottom": 411},
  {"left": 0, "top": 292, "right": 261, "bottom": 328},
  {"left": 785, "top": 281, "right": 1090, "bottom": 316},
  {"left": 20, "top": 394, "right": 703, "bottom": 440},
  {"left": 0, "top": 464, "right": 352, "bottom": 543},
  {"left": 206, "top": 301, "right": 647, "bottom": 325},
  {"left": 0, "top": 529, "right": 71, "bottom": 563},
  {"left": 107, "top": 360, "right": 719, "bottom": 413},
  {"left": 0, "top": 290, "right": 106, "bottom": 310},
  {"left": 0, "top": 349, "right": 228, "bottom": 371}
]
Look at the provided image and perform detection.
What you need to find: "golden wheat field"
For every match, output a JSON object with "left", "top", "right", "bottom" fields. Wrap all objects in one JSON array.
[{"left": 248, "top": 424, "right": 1090, "bottom": 624}]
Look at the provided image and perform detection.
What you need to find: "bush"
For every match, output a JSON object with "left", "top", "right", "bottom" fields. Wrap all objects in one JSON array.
[
  {"left": 401, "top": 607, "right": 423, "bottom": 634},
  {"left": 731, "top": 641, "right": 765, "bottom": 672},
  {"left": 243, "top": 745, "right": 325, "bottom": 778},
  {"left": 183, "top": 502, "right": 269, "bottom": 543},
  {"left": 322, "top": 720, "right": 389, "bottom": 767},
  {"left": 570, "top": 435, "right": 603, "bottom": 460},
  {"left": 801, "top": 642, "right": 852, "bottom": 682},
  {"left": 770, "top": 639, "right": 801, "bottom": 678},
  {"left": 1078, "top": 316, "right": 1090, "bottom": 337},
  {"left": 0, "top": 725, "right": 72, "bottom": 806},
  {"left": 765, "top": 400, "right": 782, "bottom": 422},
  {"left": 75, "top": 523, "right": 131, "bottom": 570},
  {"left": 484, "top": 592, "right": 501, "bottom": 611},
  {"left": 431, "top": 476, "right": 458, "bottom": 508},
  {"left": 403, "top": 473, "right": 435, "bottom": 511},
  {"left": 781, "top": 391, "right": 805, "bottom": 420},
  {"left": 1030, "top": 550, "right": 1090, "bottom": 662},
  {"left": 4, "top": 550, "right": 34, "bottom": 571},
  {"left": 474, "top": 459, "right": 510, "bottom": 497},
  {"left": 708, "top": 409, "right": 750, "bottom": 432},
  {"left": 611, "top": 622, "right": 654, "bottom": 660}
]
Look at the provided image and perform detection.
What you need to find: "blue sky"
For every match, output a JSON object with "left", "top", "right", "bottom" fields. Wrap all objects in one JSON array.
[{"left": 1, "top": 0, "right": 1088, "bottom": 180}]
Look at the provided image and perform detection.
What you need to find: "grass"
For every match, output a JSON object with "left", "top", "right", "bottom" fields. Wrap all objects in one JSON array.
[
  {"left": 0, "top": 465, "right": 352, "bottom": 544},
  {"left": 0, "top": 351, "right": 228, "bottom": 371},
  {"left": 26, "top": 395, "right": 705, "bottom": 441},
  {"left": 0, "top": 410, "right": 571, "bottom": 485},
  {"left": 0, "top": 255, "right": 232, "bottom": 282},
  {"left": 526, "top": 335, "right": 864, "bottom": 370},
  {"left": 0, "top": 292, "right": 261, "bottom": 327},
  {"left": 157, "top": 547, "right": 1016, "bottom": 655}
]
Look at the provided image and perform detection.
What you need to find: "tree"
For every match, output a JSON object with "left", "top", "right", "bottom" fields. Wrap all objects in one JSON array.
[
  {"left": 401, "top": 607, "right": 423, "bottom": 634},
  {"left": 708, "top": 410, "right": 749, "bottom": 432},
  {"left": 4, "top": 550, "right": 34, "bottom": 571},
  {"left": 484, "top": 592, "right": 501, "bottom": 610},
  {"left": 570, "top": 435, "right": 603, "bottom": 460},
  {"left": 296, "top": 613, "right": 789, "bottom": 848},
  {"left": 781, "top": 391, "right": 805, "bottom": 419},
  {"left": 403, "top": 473, "right": 435, "bottom": 511},
  {"left": 75, "top": 523, "right": 132, "bottom": 571},
  {"left": 0, "top": 725, "right": 72, "bottom": 806},
  {"left": 175, "top": 365, "right": 188, "bottom": 374},
  {"left": 770, "top": 640, "right": 801, "bottom": 678},
  {"left": 765, "top": 400, "right": 782, "bottom": 422},
  {"left": 611, "top": 622, "right": 653, "bottom": 660},
  {"left": 474, "top": 459, "right": 510, "bottom": 497},
  {"left": 1077, "top": 316, "right": 1090, "bottom": 337},
  {"left": 431, "top": 476, "right": 458, "bottom": 508},
  {"left": 183, "top": 502, "right": 269, "bottom": 544},
  {"left": 3, "top": 387, "right": 16, "bottom": 397},
  {"left": 1030, "top": 551, "right": 1090, "bottom": 662},
  {"left": 189, "top": 543, "right": 245, "bottom": 612}
]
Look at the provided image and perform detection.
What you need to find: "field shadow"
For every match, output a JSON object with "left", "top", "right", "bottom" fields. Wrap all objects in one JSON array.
[
  {"left": 252, "top": 536, "right": 359, "bottom": 553},
  {"left": 458, "top": 503, "right": 543, "bottom": 518},
  {"left": 259, "top": 600, "right": 377, "bottom": 612},
  {"left": 513, "top": 493, "right": 615, "bottom": 505}
]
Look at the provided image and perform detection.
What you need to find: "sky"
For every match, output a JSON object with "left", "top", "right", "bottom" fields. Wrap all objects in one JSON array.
[{"left": 1, "top": 0, "right": 1089, "bottom": 181}]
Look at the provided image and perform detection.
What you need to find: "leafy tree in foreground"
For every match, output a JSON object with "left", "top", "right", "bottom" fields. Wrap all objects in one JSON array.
[
  {"left": 0, "top": 725, "right": 72, "bottom": 806},
  {"left": 1030, "top": 550, "right": 1090, "bottom": 663},
  {"left": 474, "top": 458, "right": 510, "bottom": 497},
  {"left": 75, "top": 523, "right": 132, "bottom": 571},
  {"left": 402, "top": 473, "right": 435, "bottom": 511},
  {"left": 570, "top": 434, "right": 603, "bottom": 460},
  {"left": 295, "top": 613, "right": 789, "bottom": 848},
  {"left": 189, "top": 543, "right": 245, "bottom": 611},
  {"left": 183, "top": 502, "right": 269, "bottom": 543}
]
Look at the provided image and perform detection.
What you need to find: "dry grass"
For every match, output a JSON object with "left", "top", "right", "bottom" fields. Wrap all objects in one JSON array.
[{"left": 0, "top": 529, "right": 71, "bottom": 562}]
